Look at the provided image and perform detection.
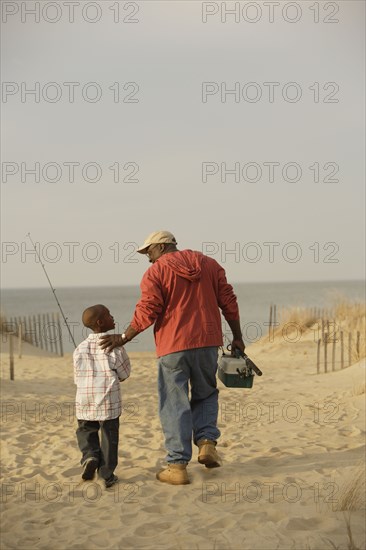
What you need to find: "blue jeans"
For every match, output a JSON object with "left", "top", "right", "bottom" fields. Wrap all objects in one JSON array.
[{"left": 158, "top": 347, "right": 220, "bottom": 464}]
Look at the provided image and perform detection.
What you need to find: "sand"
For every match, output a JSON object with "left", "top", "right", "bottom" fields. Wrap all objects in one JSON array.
[{"left": 0, "top": 330, "right": 365, "bottom": 550}]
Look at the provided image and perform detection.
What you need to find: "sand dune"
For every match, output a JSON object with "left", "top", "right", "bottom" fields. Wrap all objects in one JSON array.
[{"left": 0, "top": 332, "right": 365, "bottom": 550}]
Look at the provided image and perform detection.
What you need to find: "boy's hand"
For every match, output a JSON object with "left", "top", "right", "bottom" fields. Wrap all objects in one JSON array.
[{"left": 99, "top": 334, "right": 123, "bottom": 352}]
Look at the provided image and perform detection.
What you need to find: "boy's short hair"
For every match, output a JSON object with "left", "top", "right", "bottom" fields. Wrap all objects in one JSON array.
[{"left": 82, "top": 304, "right": 106, "bottom": 329}]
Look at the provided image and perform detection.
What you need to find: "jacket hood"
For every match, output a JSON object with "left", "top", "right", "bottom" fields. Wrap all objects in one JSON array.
[{"left": 157, "top": 249, "right": 204, "bottom": 281}]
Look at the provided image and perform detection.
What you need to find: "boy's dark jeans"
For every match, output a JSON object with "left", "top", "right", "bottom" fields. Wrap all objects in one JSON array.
[{"left": 76, "top": 417, "right": 119, "bottom": 480}]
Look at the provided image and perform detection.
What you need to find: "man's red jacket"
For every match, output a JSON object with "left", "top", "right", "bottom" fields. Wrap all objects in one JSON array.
[{"left": 131, "top": 249, "right": 240, "bottom": 357}]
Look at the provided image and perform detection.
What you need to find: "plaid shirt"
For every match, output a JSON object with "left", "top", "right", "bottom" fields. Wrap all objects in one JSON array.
[{"left": 73, "top": 333, "right": 131, "bottom": 421}]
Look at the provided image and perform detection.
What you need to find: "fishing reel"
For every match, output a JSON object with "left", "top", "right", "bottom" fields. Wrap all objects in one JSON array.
[{"left": 231, "top": 346, "right": 263, "bottom": 378}]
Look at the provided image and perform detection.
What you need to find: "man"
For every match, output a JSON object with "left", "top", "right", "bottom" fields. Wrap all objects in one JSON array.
[{"left": 100, "top": 230, "right": 245, "bottom": 485}]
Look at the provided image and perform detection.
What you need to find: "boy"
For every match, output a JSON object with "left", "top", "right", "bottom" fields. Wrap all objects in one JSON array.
[{"left": 73, "top": 304, "right": 131, "bottom": 488}]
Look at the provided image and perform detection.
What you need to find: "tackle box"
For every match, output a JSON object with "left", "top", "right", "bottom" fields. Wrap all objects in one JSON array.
[{"left": 218, "top": 355, "right": 254, "bottom": 388}]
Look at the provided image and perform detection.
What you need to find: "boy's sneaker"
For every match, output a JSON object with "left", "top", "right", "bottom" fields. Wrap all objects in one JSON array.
[
  {"left": 81, "top": 457, "right": 98, "bottom": 480},
  {"left": 105, "top": 474, "right": 119, "bottom": 489}
]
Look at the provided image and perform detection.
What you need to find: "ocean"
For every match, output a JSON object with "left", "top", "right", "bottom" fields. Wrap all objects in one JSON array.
[{"left": 1, "top": 280, "right": 364, "bottom": 353}]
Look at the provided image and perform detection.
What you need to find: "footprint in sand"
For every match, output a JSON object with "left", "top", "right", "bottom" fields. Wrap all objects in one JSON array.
[
  {"left": 14, "top": 453, "right": 32, "bottom": 466},
  {"left": 16, "top": 536, "right": 41, "bottom": 546},
  {"left": 134, "top": 521, "right": 173, "bottom": 537},
  {"left": 268, "top": 447, "right": 282, "bottom": 453},
  {"left": 205, "top": 516, "right": 238, "bottom": 530},
  {"left": 338, "top": 426, "right": 361, "bottom": 437},
  {"left": 62, "top": 467, "right": 82, "bottom": 478},
  {"left": 140, "top": 504, "right": 172, "bottom": 514},
  {"left": 16, "top": 434, "right": 35, "bottom": 444},
  {"left": 283, "top": 475, "right": 306, "bottom": 485},
  {"left": 285, "top": 516, "right": 322, "bottom": 530},
  {"left": 22, "top": 468, "right": 55, "bottom": 480},
  {"left": 254, "top": 457, "right": 272, "bottom": 466},
  {"left": 41, "top": 502, "right": 69, "bottom": 513}
]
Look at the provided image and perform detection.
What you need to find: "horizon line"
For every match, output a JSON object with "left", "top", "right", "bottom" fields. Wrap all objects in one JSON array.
[{"left": 1, "top": 278, "right": 365, "bottom": 292}]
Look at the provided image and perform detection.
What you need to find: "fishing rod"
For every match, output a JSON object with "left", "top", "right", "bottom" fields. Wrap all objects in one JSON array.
[{"left": 26, "top": 233, "right": 76, "bottom": 348}]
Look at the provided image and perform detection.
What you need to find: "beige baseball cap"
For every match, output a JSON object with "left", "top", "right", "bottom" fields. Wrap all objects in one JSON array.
[{"left": 137, "top": 230, "right": 178, "bottom": 254}]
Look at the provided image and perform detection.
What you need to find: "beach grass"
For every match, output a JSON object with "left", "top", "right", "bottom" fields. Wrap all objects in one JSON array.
[{"left": 271, "top": 300, "right": 365, "bottom": 362}]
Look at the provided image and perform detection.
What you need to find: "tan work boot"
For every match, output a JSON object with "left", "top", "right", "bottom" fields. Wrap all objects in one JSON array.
[
  {"left": 156, "top": 463, "right": 190, "bottom": 485},
  {"left": 198, "top": 439, "right": 222, "bottom": 468}
]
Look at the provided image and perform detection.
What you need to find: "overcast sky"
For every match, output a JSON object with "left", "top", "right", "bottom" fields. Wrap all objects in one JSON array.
[{"left": 1, "top": 0, "right": 365, "bottom": 288}]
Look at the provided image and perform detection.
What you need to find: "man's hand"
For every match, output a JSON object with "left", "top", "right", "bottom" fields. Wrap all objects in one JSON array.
[
  {"left": 226, "top": 320, "right": 245, "bottom": 356},
  {"left": 230, "top": 338, "right": 245, "bottom": 357},
  {"left": 99, "top": 334, "right": 123, "bottom": 352}
]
